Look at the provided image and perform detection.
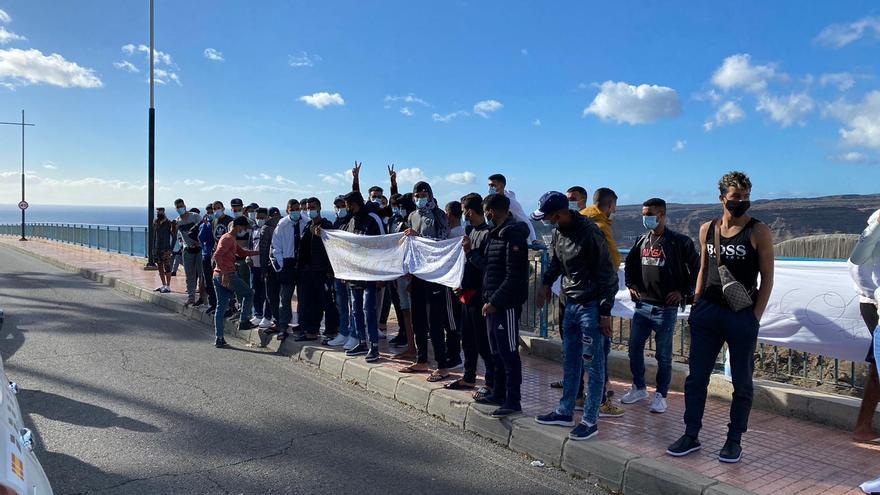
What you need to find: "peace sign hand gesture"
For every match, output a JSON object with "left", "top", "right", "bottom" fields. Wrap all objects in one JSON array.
[
  {"left": 353, "top": 161, "right": 362, "bottom": 178},
  {"left": 388, "top": 164, "right": 396, "bottom": 183}
]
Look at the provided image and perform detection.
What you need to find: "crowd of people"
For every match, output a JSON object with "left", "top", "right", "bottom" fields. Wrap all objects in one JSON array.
[{"left": 152, "top": 167, "right": 779, "bottom": 463}]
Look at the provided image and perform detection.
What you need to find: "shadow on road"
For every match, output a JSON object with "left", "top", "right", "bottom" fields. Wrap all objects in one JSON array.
[{"left": 19, "top": 388, "right": 160, "bottom": 433}]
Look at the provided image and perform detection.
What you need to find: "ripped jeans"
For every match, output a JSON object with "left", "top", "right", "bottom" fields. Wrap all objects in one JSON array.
[{"left": 555, "top": 300, "right": 607, "bottom": 425}]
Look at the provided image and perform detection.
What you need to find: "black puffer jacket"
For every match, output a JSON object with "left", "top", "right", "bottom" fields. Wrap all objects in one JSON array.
[
  {"left": 541, "top": 212, "right": 619, "bottom": 316},
  {"left": 482, "top": 217, "right": 530, "bottom": 309},
  {"left": 298, "top": 217, "right": 334, "bottom": 273}
]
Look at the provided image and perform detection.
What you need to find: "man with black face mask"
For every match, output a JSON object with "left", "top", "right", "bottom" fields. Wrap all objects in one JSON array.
[{"left": 667, "top": 171, "right": 774, "bottom": 464}]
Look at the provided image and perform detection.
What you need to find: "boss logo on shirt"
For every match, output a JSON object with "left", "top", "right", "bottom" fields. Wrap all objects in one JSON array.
[{"left": 707, "top": 244, "right": 747, "bottom": 258}]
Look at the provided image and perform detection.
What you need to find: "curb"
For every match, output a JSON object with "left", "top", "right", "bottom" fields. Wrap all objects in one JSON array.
[{"left": 1, "top": 241, "right": 755, "bottom": 495}]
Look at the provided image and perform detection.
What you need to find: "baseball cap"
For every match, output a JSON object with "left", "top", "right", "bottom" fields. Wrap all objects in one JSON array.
[
  {"left": 247, "top": 202, "right": 259, "bottom": 210},
  {"left": 230, "top": 198, "right": 244, "bottom": 208},
  {"left": 530, "top": 191, "right": 568, "bottom": 221}
]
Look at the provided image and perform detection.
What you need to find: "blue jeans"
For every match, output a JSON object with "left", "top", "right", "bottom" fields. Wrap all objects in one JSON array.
[
  {"left": 250, "top": 266, "right": 265, "bottom": 319},
  {"left": 556, "top": 301, "right": 606, "bottom": 425},
  {"left": 335, "top": 279, "right": 353, "bottom": 338},
  {"left": 350, "top": 283, "right": 378, "bottom": 345},
  {"left": 629, "top": 302, "right": 678, "bottom": 397},
  {"left": 213, "top": 273, "right": 254, "bottom": 339}
]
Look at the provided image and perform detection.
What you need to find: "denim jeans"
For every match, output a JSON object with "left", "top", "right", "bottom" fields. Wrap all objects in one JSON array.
[
  {"left": 629, "top": 302, "right": 678, "bottom": 397},
  {"left": 250, "top": 266, "right": 265, "bottom": 319},
  {"left": 684, "top": 300, "right": 759, "bottom": 443},
  {"left": 213, "top": 273, "right": 254, "bottom": 339},
  {"left": 556, "top": 300, "right": 606, "bottom": 425},
  {"left": 335, "top": 279, "right": 353, "bottom": 338},
  {"left": 350, "top": 283, "right": 378, "bottom": 345},
  {"left": 182, "top": 250, "right": 202, "bottom": 300}
]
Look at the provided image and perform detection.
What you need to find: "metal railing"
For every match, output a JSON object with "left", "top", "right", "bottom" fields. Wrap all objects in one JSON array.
[{"left": 0, "top": 223, "right": 149, "bottom": 258}]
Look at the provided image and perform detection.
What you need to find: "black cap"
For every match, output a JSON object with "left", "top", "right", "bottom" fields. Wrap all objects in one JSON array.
[
  {"left": 334, "top": 195, "right": 346, "bottom": 206},
  {"left": 247, "top": 202, "right": 259, "bottom": 210},
  {"left": 530, "top": 191, "right": 568, "bottom": 220},
  {"left": 268, "top": 207, "right": 281, "bottom": 217},
  {"left": 205, "top": 204, "right": 214, "bottom": 210},
  {"left": 232, "top": 216, "right": 250, "bottom": 227},
  {"left": 344, "top": 191, "right": 365, "bottom": 206},
  {"left": 190, "top": 207, "right": 201, "bottom": 214},
  {"left": 231, "top": 198, "right": 244, "bottom": 207}
]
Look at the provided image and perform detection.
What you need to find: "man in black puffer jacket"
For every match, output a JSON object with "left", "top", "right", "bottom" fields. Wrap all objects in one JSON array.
[
  {"left": 297, "top": 197, "right": 337, "bottom": 342},
  {"left": 474, "top": 193, "right": 529, "bottom": 418},
  {"left": 533, "top": 191, "right": 618, "bottom": 441}
]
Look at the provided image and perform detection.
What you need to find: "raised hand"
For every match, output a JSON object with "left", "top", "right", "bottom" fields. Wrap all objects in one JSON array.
[
  {"left": 388, "top": 164, "right": 396, "bottom": 183},
  {"left": 353, "top": 161, "right": 362, "bottom": 178}
]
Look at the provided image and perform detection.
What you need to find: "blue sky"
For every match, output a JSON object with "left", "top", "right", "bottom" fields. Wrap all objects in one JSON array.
[{"left": 0, "top": 0, "right": 878, "bottom": 212}]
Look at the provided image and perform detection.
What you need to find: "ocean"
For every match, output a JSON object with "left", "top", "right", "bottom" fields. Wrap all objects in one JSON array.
[{"left": 0, "top": 204, "right": 153, "bottom": 227}]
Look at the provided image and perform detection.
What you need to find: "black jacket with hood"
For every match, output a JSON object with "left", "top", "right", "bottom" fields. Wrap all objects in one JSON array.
[
  {"left": 480, "top": 216, "right": 530, "bottom": 309},
  {"left": 624, "top": 227, "right": 699, "bottom": 306},
  {"left": 407, "top": 181, "right": 448, "bottom": 240}
]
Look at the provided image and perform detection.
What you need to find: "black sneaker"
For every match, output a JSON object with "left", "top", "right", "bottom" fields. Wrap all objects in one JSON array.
[
  {"left": 719, "top": 439, "right": 742, "bottom": 463},
  {"left": 491, "top": 405, "right": 521, "bottom": 418},
  {"left": 549, "top": 380, "right": 563, "bottom": 389},
  {"left": 345, "top": 342, "right": 369, "bottom": 357},
  {"left": 569, "top": 422, "right": 598, "bottom": 441},
  {"left": 535, "top": 411, "right": 575, "bottom": 427},
  {"left": 214, "top": 338, "right": 226, "bottom": 348},
  {"left": 666, "top": 434, "right": 702, "bottom": 457},
  {"left": 475, "top": 395, "right": 505, "bottom": 406},
  {"left": 223, "top": 308, "right": 235, "bottom": 319},
  {"left": 365, "top": 346, "right": 381, "bottom": 363},
  {"left": 238, "top": 321, "right": 256, "bottom": 331},
  {"left": 389, "top": 334, "right": 407, "bottom": 347}
]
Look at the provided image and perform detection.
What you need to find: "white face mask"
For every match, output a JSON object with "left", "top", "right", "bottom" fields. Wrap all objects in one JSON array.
[{"left": 568, "top": 201, "right": 579, "bottom": 211}]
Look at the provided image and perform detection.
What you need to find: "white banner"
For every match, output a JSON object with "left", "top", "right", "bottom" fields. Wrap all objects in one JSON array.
[
  {"left": 553, "top": 260, "right": 870, "bottom": 362},
  {"left": 321, "top": 230, "right": 466, "bottom": 289}
]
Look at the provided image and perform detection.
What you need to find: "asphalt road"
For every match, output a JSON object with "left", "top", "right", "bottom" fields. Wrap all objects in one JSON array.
[{"left": 0, "top": 245, "right": 603, "bottom": 495}]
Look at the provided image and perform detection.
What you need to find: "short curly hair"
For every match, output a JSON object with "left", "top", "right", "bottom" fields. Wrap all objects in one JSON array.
[{"left": 718, "top": 171, "right": 752, "bottom": 195}]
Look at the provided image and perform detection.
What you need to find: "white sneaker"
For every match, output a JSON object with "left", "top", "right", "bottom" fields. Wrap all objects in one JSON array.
[
  {"left": 258, "top": 317, "right": 274, "bottom": 329},
  {"left": 620, "top": 386, "right": 649, "bottom": 404},
  {"left": 343, "top": 336, "right": 359, "bottom": 351},
  {"left": 250, "top": 316, "right": 261, "bottom": 326},
  {"left": 649, "top": 392, "right": 667, "bottom": 413},
  {"left": 327, "top": 334, "right": 348, "bottom": 347},
  {"left": 377, "top": 330, "right": 387, "bottom": 340}
]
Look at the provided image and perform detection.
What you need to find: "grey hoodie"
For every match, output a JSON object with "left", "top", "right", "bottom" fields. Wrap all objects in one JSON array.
[{"left": 407, "top": 181, "right": 449, "bottom": 240}]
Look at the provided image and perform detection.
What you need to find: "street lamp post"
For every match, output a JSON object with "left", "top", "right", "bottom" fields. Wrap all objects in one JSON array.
[
  {"left": 144, "top": 0, "right": 157, "bottom": 269},
  {"left": 0, "top": 110, "right": 35, "bottom": 242}
]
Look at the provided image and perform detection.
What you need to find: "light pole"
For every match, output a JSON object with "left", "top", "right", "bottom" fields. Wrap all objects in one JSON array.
[
  {"left": 0, "top": 110, "right": 35, "bottom": 241},
  {"left": 144, "top": 0, "right": 157, "bottom": 269}
]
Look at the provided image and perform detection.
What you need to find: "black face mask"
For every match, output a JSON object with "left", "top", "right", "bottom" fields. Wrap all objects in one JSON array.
[
  {"left": 725, "top": 200, "right": 751, "bottom": 218},
  {"left": 157, "top": 213, "right": 166, "bottom": 220}
]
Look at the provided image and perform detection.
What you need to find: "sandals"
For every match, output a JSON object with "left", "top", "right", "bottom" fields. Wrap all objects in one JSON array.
[
  {"left": 444, "top": 379, "right": 475, "bottom": 390},
  {"left": 473, "top": 386, "right": 493, "bottom": 401},
  {"left": 399, "top": 365, "right": 430, "bottom": 374},
  {"left": 427, "top": 372, "right": 451, "bottom": 383}
]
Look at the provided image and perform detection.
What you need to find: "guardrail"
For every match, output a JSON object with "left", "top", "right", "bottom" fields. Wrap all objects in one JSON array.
[
  {"left": 1, "top": 222, "right": 868, "bottom": 396},
  {"left": 0, "top": 223, "right": 149, "bottom": 258}
]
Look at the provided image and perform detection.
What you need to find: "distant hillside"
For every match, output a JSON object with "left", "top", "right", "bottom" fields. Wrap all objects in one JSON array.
[{"left": 534, "top": 194, "right": 880, "bottom": 247}]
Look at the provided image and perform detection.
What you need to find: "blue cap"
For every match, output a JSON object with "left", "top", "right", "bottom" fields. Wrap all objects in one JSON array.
[{"left": 530, "top": 191, "right": 568, "bottom": 220}]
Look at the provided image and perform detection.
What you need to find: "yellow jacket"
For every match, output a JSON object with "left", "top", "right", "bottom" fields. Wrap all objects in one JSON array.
[{"left": 581, "top": 205, "right": 621, "bottom": 268}]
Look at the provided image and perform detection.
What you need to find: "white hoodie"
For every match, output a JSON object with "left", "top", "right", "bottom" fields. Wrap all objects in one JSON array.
[
  {"left": 850, "top": 209, "right": 880, "bottom": 308},
  {"left": 503, "top": 189, "right": 537, "bottom": 243}
]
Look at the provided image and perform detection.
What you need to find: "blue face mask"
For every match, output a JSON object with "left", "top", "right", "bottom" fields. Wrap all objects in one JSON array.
[
  {"left": 256, "top": 219, "right": 266, "bottom": 227},
  {"left": 416, "top": 197, "right": 429, "bottom": 209},
  {"left": 214, "top": 209, "right": 224, "bottom": 219},
  {"left": 391, "top": 207, "right": 400, "bottom": 217},
  {"left": 643, "top": 215, "right": 659, "bottom": 231},
  {"left": 232, "top": 210, "right": 242, "bottom": 218},
  {"left": 288, "top": 212, "right": 297, "bottom": 221},
  {"left": 485, "top": 214, "right": 494, "bottom": 228},
  {"left": 176, "top": 207, "right": 186, "bottom": 215},
  {"left": 488, "top": 186, "right": 497, "bottom": 194},
  {"left": 337, "top": 208, "right": 348, "bottom": 218},
  {"left": 308, "top": 210, "right": 319, "bottom": 219},
  {"left": 568, "top": 201, "right": 578, "bottom": 211}
]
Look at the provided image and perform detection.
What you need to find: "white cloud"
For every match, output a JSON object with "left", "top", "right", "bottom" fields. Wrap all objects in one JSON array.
[
  {"left": 825, "top": 90, "right": 880, "bottom": 149},
  {"left": 756, "top": 92, "right": 814, "bottom": 127},
  {"left": 711, "top": 54, "right": 779, "bottom": 93},
  {"left": 203, "top": 48, "right": 224, "bottom": 62},
  {"left": 672, "top": 140, "right": 686, "bottom": 152},
  {"left": 113, "top": 60, "right": 139, "bottom": 73},
  {"left": 42, "top": 161, "right": 57, "bottom": 170},
  {"left": 396, "top": 168, "right": 426, "bottom": 184},
  {"left": 444, "top": 171, "right": 476, "bottom": 185},
  {"left": 815, "top": 16, "right": 880, "bottom": 48},
  {"left": 584, "top": 81, "right": 681, "bottom": 125},
  {"left": 432, "top": 110, "right": 467, "bottom": 123},
  {"left": 320, "top": 174, "right": 340, "bottom": 185},
  {"left": 298, "top": 91, "right": 344, "bottom": 109},
  {"left": 473, "top": 99, "right": 503, "bottom": 118},
  {"left": 289, "top": 52, "right": 319, "bottom": 67},
  {"left": 182, "top": 179, "right": 205, "bottom": 186},
  {"left": 0, "top": 26, "right": 25, "bottom": 44},
  {"left": 829, "top": 151, "right": 869, "bottom": 163},
  {"left": 819, "top": 72, "right": 856, "bottom": 91},
  {"left": 153, "top": 68, "right": 181, "bottom": 86},
  {"left": 385, "top": 94, "right": 430, "bottom": 106},
  {"left": 0, "top": 48, "right": 102, "bottom": 88},
  {"left": 521, "top": 48, "right": 528, "bottom": 56},
  {"left": 122, "top": 44, "right": 173, "bottom": 66},
  {"left": 122, "top": 44, "right": 135, "bottom": 56},
  {"left": 533, "top": 118, "right": 542, "bottom": 127},
  {"left": 703, "top": 101, "right": 745, "bottom": 131},
  {"left": 275, "top": 175, "right": 296, "bottom": 186},
  {"left": 0, "top": 9, "right": 10, "bottom": 23},
  {"left": 400, "top": 107, "right": 414, "bottom": 117}
]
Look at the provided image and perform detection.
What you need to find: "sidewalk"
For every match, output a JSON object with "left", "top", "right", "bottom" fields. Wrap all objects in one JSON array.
[{"left": 2, "top": 237, "right": 878, "bottom": 495}]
